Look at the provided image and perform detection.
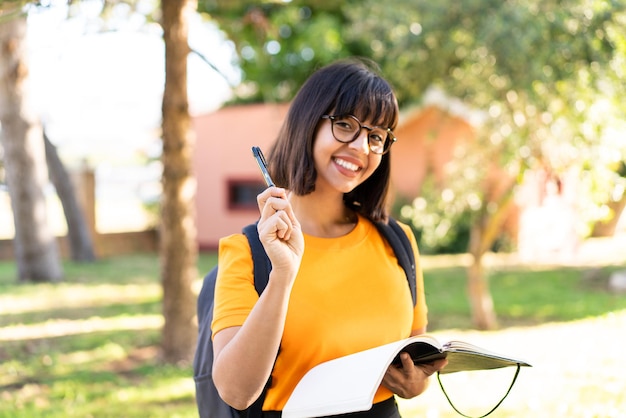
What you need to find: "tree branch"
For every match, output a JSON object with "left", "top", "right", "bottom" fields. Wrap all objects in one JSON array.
[{"left": 189, "top": 47, "right": 236, "bottom": 86}]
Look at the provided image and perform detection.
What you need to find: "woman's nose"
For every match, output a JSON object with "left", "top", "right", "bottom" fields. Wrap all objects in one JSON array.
[{"left": 349, "top": 128, "right": 370, "bottom": 154}]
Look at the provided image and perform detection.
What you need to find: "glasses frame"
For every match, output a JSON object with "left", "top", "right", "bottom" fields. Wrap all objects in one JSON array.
[{"left": 321, "top": 114, "right": 396, "bottom": 155}]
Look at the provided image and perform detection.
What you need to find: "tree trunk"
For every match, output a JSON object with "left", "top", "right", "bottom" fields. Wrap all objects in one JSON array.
[
  {"left": 0, "top": 14, "right": 63, "bottom": 282},
  {"left": 160, "top": 0, "right": 198, "bottom": 364},
  {"left": 44, "top": 132, "right": 96, "bottom": 262},
  {"left": 465, "top": 181, "right": 517, "bottom": 330},
  {"left": 467, "top": 223, "right": 498, "bottom": 330},
  {"left": 591, "top": 192, "right": 626, "bottom": 237}
]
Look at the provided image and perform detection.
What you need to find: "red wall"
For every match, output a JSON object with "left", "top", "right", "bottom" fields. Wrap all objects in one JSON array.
[{"left": 192, "top": 103, "right": 289, "bottom": 249}]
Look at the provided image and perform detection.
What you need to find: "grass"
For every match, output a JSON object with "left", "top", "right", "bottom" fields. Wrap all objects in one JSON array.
[
  {"left": 1, "top": 252, "right": 625, "bottom": 417},
  {"left": 423, "top": 264, "right": 626, "bottom": 330},
  {"left": 0, "top": 254, "right": 217, "bottom": 418}
]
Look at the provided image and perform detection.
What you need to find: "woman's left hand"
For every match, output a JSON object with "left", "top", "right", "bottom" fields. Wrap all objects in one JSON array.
[{"left": 382, "top": 354, "right": 448, "bottom": 399}]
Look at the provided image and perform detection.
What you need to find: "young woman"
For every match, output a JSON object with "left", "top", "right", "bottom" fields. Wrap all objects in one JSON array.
[{"left": 211, "top": 58, "right": 447, "bottom": 417}]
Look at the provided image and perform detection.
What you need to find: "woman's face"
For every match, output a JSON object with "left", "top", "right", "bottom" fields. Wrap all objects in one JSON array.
[{"left": 312, "top": 115, "right": 383, "bottom": 195}]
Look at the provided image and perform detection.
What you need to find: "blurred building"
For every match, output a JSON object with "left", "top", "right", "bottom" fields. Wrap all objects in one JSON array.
[
  {"left": 192, "top": 101, "right": 626, "bottom": 262},
  {"left": 192, "top": 103, "right": 521, "bottom": 250}
]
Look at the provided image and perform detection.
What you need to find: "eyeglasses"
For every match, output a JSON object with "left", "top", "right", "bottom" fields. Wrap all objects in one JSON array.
[{"left": 321, "top": 114, "right": 396, "bottom": 155}]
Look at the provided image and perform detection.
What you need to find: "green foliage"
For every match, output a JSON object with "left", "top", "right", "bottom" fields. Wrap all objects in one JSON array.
[
  {"left": 201, "top": 0, "right": 626, "bottom": 250},
  {"left": 393, "top": 182, "right": 472, "bottom": 255},
  {"left": 352, "top": 0, "right": 626, "bottom": 243},
  {"left": 200, "top": 1, "right": 355, "bottom": 103}
]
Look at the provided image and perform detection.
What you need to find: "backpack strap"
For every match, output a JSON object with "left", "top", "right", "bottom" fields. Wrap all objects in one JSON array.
[
  {"left": 194, "top": 223, "right": 274, "bottom": 418},
  {"left": 242, "top": 223, "right": 272, "bottom": 294},
  {"left": 374, "top": 217, "right": 417, "bottom": 306},
  {"left": 240, "top": 222, "right": 273, "bottom": 418}
]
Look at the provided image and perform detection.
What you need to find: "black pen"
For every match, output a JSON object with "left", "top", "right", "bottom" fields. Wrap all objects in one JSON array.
[{"left": 251, "top": 146, "right": 275, "bottom": 187}]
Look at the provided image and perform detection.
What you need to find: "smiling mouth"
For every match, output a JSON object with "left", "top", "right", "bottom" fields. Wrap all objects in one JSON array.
[{"left": 333, "top": 157, "right": 361, "bottom": 172}]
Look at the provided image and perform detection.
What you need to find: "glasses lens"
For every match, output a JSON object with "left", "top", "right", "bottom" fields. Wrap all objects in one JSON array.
[
  {"left": 367, "top": 129, "right": 388, "bottom": 154},
  {"left": 382, "top": 133, "right": 395, "bottom": 154},
  {"left": 331, "top": 116, "right": 360, "bottom": 142}
]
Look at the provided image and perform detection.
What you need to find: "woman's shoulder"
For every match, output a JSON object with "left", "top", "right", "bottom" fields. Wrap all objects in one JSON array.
[
  {"left": 218, "top": 232, "right": 253, "bottom": 261},
  {"left": 367, "top": 216, "right": 419, "bottom": 253},
  {"left": 392, "top": 218, "right": 415, "bottom": 239},
  {"left": 216, "top": 232, "right": 255, "bottom": 285},
  {"left": 390, "top": 218, "right": 420, "bottom": 255},
  {"left": 219, "top": 232, "right": 250, "bottom": 247},
  {"left": 361, "top": 215, "right": 415, "bottom": 239}
]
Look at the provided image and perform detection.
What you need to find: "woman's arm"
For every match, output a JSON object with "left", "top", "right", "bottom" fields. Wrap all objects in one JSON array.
[
  {"left": 212, "top": 187, "right": 304, "bottom": 410},
  {"left": 212, "top": 274, "right": 293, "bottom": 409}
]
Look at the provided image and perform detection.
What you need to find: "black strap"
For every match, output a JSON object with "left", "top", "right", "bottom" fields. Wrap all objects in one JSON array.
[
  {"left": 242, "top": 223, "right": 272, "bottom": 295},
  {"left": 375, "top": 218, "right": 417, "bottom": 306},
  {"left": 436, "top": 364, "right": 522, "bottom": 418},
  {"left": 240, "top": 222, "right": 273, "bottom": 418}
]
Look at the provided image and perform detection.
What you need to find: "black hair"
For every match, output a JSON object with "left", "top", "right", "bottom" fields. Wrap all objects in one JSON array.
[{"left": 268, "top": 58, "right": 399, "bottom": 222}]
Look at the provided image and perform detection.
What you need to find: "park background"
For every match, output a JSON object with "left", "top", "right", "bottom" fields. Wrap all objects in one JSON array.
[{"left": 1, "top": 0, "right": 626, "bottom": 417}]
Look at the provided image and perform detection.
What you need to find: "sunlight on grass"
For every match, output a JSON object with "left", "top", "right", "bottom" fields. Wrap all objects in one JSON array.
[
  {"left": 4, "top": 383, "right": 52, "bottom": 412},
  {"left": 0, "top": 283, "right": 161, "bottom": 315},
  {"left": 59, "top": 342, "right": 127, "bottom": 367},
  {"left": 0, "top": 314, "right": 162, "bottom": 341},
  {"left": 113, "top": 377, "right": 195, "bottom": 404}
]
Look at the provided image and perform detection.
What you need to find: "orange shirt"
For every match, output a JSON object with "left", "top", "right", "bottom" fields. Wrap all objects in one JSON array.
[{"left": 212, "top": 215, "right": 428, "bottom": 410}]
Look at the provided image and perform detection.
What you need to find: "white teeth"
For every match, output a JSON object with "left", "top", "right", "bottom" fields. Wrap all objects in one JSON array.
[{"left": 334, "top": 158, "right": 360, "bottom": 172}]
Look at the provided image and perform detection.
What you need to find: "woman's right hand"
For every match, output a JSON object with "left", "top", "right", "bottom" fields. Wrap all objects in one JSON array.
[{"left": 256, "top": 187, "right": 304, "bottom": 282}]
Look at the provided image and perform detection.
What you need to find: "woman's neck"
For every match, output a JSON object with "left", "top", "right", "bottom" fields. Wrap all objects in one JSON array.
[{"left": 290, "top": 193, "right": 357, "bottom": 238}]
